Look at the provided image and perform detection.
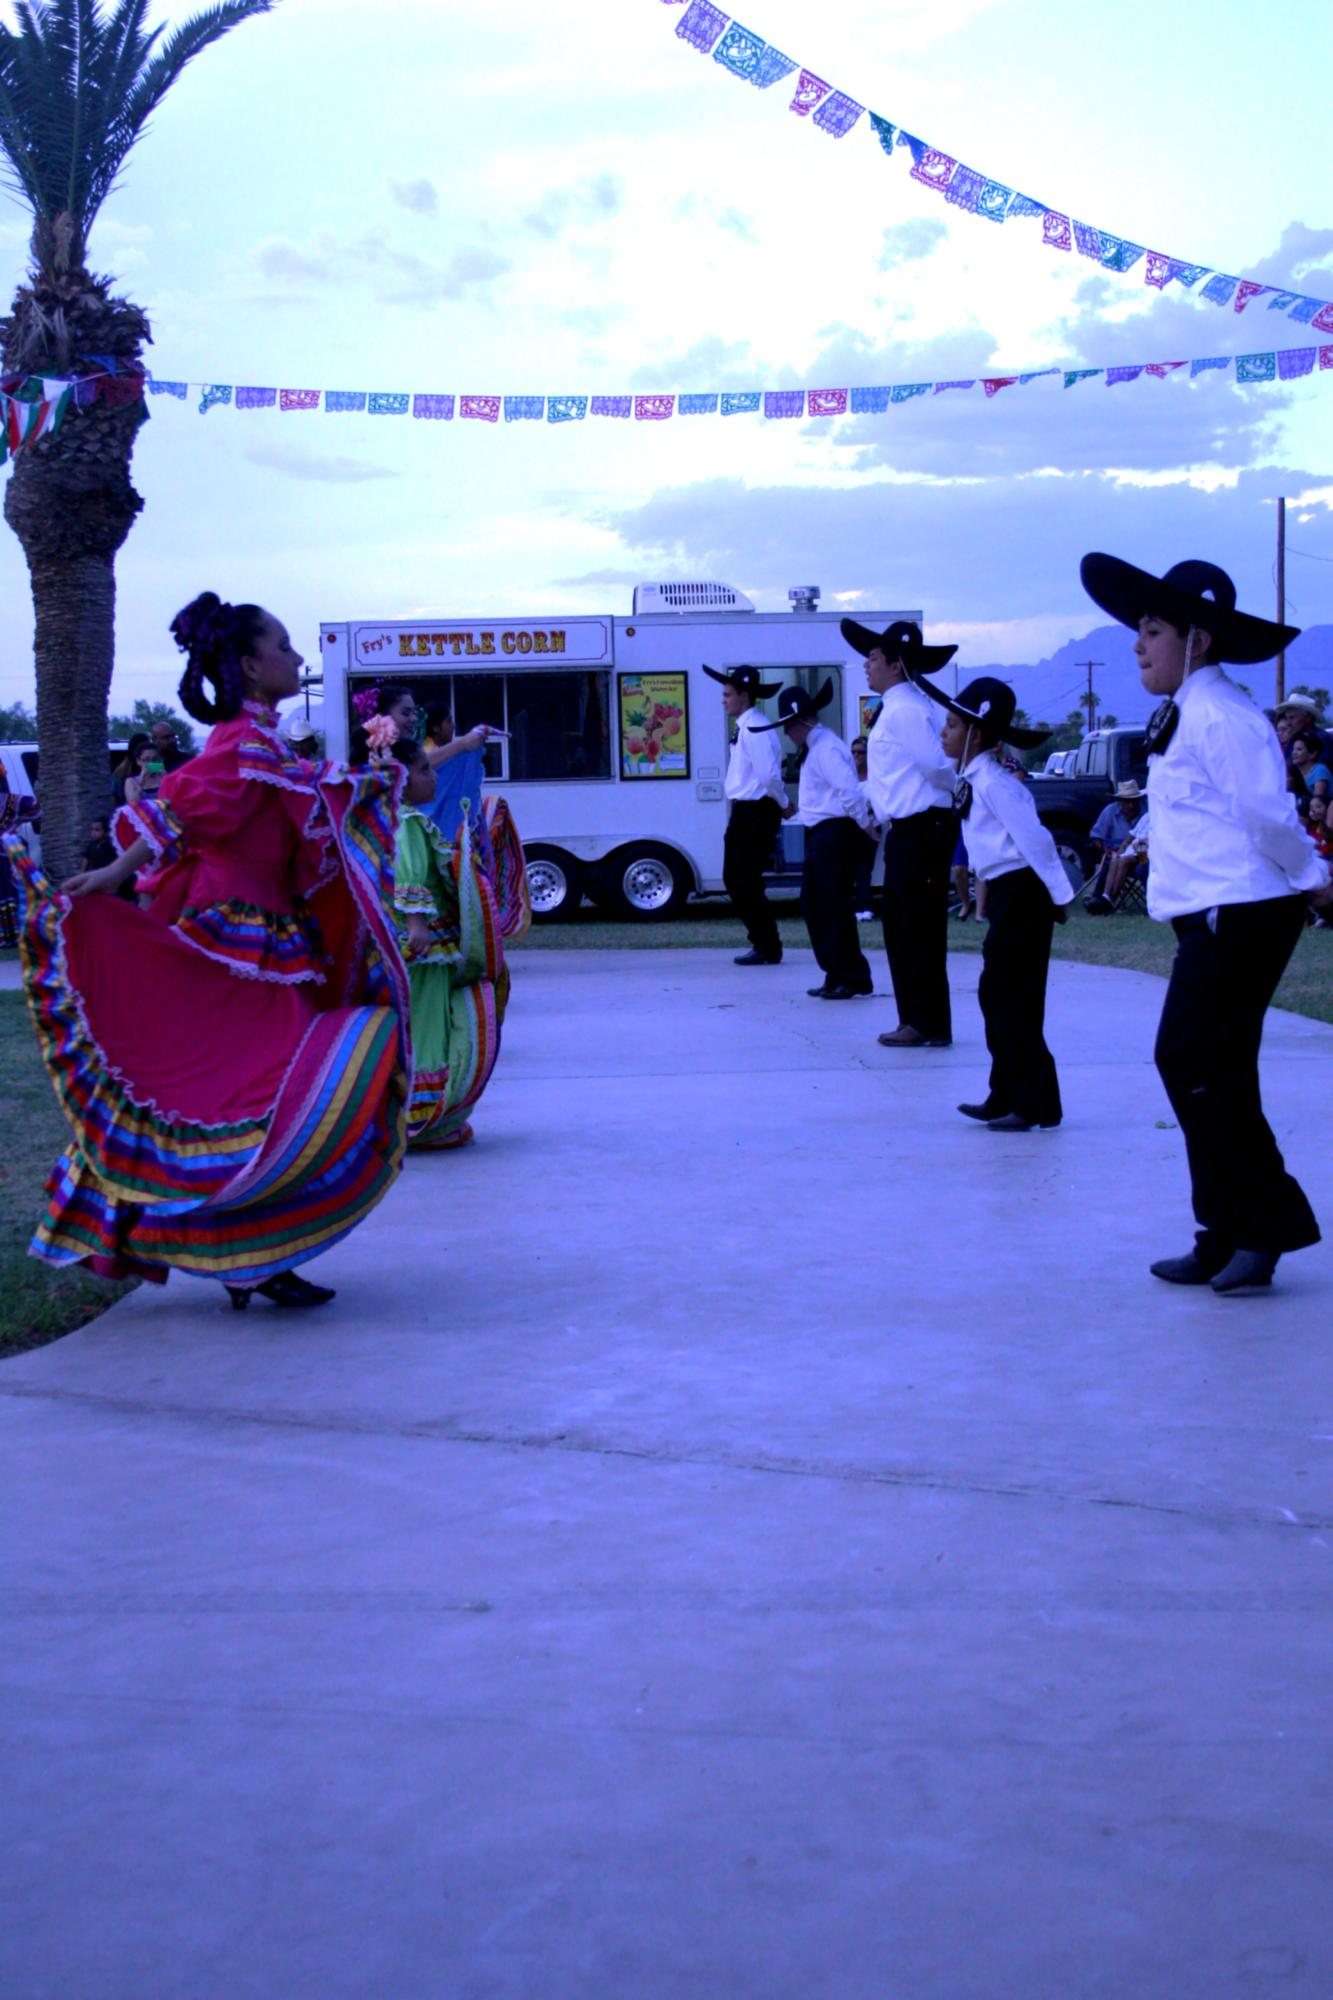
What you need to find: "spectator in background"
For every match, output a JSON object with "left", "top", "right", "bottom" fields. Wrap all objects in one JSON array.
[
  {"left": 122, "top": 739, "right": 166, "bottom": 809},
  {"left": 150, "top": 719, "right": 190, "bottom": 772},
  {"left": 1085, "top": 780, "right": 1148, "bottom": 912},
  {"left": 1, "top": 767, "right": 40, "bottom": 946},
  {"left": 1289, "top": 729, "right": 1331, "bottom": 813},
  {"left": 112, "top": 732, "right": 150, "bottom": 808}
]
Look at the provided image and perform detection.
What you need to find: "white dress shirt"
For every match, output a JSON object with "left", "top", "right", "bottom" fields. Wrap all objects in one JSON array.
[
  {"left": 725, "top": 705, "right": 787, "bottom": 806},
  {"left": 798, "top": 724, "right": 875, "bottom": 831},
  {"left": 1145, "top": 666, "right": 1329, "bottom": 920},
  {"left": 865, "top": 681, "right": 956, "bottom": 822},
  {"left": 960, "top": 751, "right": 1075, "bottom": 904}
]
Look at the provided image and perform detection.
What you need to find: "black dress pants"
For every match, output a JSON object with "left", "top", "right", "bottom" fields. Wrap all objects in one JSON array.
[
  {"left": 723, "top": 798, "right": 782, "bottom": 958},
  {"left": 977, "top": 867, "right": 1062, "bottom": 1124},
  {"left": 802, "top": 819, "right": 873, "bottom": 989},
  {"left": 881, "top": 806, "right": 957, "bottom": 1041},
  {"left": 1156, "top": 896, "right": 1319, "bottom": 1258}
]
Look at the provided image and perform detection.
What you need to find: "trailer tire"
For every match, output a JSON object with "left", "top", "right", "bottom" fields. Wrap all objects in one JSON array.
[
  {"left": 594, "top": 844, "right": 693, "bottom": 922},
  {"left": 523, "top": 846, "right": 584, "bottom": 923}
]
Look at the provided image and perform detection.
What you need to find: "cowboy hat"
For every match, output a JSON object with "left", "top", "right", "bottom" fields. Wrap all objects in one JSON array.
[
  {"left": 1079, "top": 554, "right": 1299, "bottom": 666},
  {"left": 840, "top": 617, "right": 957, "bottom": 674},
  {"left": 1114, "top": 779, "right": 1145, "bottom": 800},
  {"left": 907, "top": 672, "right": 1051, "bottom": 751},
  {"left": 751, "top": 679, "right": 835, "bottom": 732},
  {"left": 1275, "top": 692, "right": 1322, "bottom": 719},
  {"left": 702, "top": 663, "right": 781, "bottom": 698}
]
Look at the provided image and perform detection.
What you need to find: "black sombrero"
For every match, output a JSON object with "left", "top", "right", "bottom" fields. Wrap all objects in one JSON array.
[
  {"left": 840, "top": 617, "right": 957, "bottom": 675},
  {"left": 909, "top": 672, "right": 1051, "bottom": 751},
  {"left": 702, "top": 663, "right": 782, "bottom": 698},
  {"left": 1079, "top": 554, "right": 1300, "bottom": 666},
  {"left": 752, "top": 679, "right": 835, "bottom": 732}
]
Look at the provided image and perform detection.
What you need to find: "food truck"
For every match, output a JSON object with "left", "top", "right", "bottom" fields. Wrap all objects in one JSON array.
[{"left": 319, "top": 584, "right": 922, "bottom": 920}]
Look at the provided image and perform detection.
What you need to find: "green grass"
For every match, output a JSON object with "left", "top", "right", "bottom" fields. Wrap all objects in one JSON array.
[
  {"left": 2, "top": 904, "right": 1329, "bottom": 1355},
  {"left": 0, "top": 985, "right": 135, "bottom": 1358},
  {"left": 512, "top": 902, "right": 1333, "bottom": 1024}
]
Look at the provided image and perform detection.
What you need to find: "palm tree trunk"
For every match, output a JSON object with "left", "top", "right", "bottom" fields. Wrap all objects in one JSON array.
[
  {"left": 25, "top": 551, "right": 118, "bottom": 881},
  {"left": 3, "top": 390, "right": 146, "bottom": 882}
]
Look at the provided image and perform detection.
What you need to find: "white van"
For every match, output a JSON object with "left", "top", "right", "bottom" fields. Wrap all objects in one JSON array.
[
  {"left": 1, "top": 742, "right": 134, "bottom": 865},
  {"left": 319, "top": 584, "right": 920, "bottom": 919}
]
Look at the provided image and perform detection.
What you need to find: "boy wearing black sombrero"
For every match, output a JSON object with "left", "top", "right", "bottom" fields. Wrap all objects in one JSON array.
[
  {"left": 910, "top": 670, "right": 1072, "bottom": 1130},
  {"left": 756, "top": 682, "right": 876, "bottom": 998},
  {"left": 704, "top": 663, "right": 788, "bottom": 965},
  {"left": 843, "top": 618, "right": 959, "bottom": 1048},
  {"left": 1080, "top": 554, "right": 1330, "bottom": 1294}
]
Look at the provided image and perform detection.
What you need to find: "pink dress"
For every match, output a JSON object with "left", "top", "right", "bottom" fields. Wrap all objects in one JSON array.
[{"left": 7, "top": 702, "right": 412, "bottom": 1286}]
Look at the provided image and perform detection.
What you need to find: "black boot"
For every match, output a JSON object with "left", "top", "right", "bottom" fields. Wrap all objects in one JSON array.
[
  {"left": 1210, "top": 1249, "right": 1279, "bottom": 1296},
  {"left": 225, "top": 1272, "right": 337, "bottom": 1311}
]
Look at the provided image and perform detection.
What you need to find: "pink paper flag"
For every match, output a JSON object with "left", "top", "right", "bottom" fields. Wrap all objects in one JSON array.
[
  {"left": 634, "top": 394, "right": 675, "bottom": 421},
  {"left": 279, "top": 389, "right": 320, "bottom": 411},
  {"left": 461, "top": 395, "right": 501, "bottom": 422},
  {"left": 790, "top": 70, "right": 831, "bottom": 116},
  {"left": 808, "top": 389, "right": 848, "bottom": 416}
]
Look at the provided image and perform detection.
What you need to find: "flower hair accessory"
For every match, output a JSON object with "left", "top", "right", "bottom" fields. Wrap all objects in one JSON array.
[
  {"left": 364, "top": 714, "right": 399, "bottom": 753},
  {"left": 351, "top": 685, "right": 382, "bottom": 724}
]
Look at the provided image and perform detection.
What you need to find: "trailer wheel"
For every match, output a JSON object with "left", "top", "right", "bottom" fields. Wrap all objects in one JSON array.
[
  {"left": 596, "top": 844, "right": 692, "bottom": 921},
  {"left": 523, "top": 846, "right": 583, "bottom": 923}
]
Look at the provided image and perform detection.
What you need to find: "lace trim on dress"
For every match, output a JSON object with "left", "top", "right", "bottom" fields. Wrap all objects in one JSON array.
[{"left": 175, "top": 898, "right": 328, "bottom": 985}]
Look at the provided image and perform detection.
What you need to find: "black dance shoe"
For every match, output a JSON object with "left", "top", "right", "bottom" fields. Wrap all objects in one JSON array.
[
  {"left": 226, "top": 1272, "right": 337, "bottom": 1312},
  {"left": 734, "top": 949, "right": 782, "bottom": 965},
  {"left": 985, "top": 1111, "right": 1061, "bottom": 1132},
  {"left": 958, "top": 1099, "right": 1008, "bottom": 1122},
  {"left": 819, "top": 982, "right": 873, "bottom": 1000},
  {"left": 1210, "top": 1249, "right": 1278, "bottom": 1296},
  {"left": 1149, "top": 1251, "right": 1217, "bottom": 1285}
]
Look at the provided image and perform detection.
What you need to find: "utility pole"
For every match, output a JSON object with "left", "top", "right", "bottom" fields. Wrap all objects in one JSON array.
[
  {"left": 1075, "top": 661, "right": 1102, "bottom": 734},
  {"left": 1276, "top": 496, "right": 1287, "bottom": 706}
]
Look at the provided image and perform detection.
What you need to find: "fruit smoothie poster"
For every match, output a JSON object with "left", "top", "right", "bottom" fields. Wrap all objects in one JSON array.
[{"left": 618, "top": 673, "right": 689, "bottom": 778}]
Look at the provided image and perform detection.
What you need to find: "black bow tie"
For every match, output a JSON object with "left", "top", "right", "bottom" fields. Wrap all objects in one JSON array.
[{"left": 1144, "top": 698, "right": 1179, "bottom": 756}]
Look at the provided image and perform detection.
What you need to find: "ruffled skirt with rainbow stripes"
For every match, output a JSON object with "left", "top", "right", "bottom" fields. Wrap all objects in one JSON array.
[{"left": 7, "top": 847, "right": 408, "bottom": 1286}]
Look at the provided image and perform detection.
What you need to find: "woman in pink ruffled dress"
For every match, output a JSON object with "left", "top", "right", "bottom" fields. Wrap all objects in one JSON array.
[{"left": 6, "top": 593, "right": 411, "bottom": 1312}]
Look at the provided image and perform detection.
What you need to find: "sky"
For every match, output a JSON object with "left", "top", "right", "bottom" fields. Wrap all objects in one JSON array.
[{"left": 0, "top": 0, "right": 1331, "bottom": 715}]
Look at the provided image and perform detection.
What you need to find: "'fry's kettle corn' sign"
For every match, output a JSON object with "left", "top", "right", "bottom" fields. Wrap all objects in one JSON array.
[{"left": 352, "top": 620, "right": 611, "bottom": 666}]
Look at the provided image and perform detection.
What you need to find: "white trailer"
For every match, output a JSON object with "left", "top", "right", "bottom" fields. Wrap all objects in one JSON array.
[{"left": 319, "top": 584, "right": 920, "bottom": 920}]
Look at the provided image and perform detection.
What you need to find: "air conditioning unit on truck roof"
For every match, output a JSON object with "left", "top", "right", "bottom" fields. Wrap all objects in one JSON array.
[{"left": 632, "top": 582, "right": 755, "bottom": 614}]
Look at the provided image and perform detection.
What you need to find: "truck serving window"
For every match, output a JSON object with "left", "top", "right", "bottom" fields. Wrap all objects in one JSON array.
[{"left": 347, "top": 669, "right": 611, "bottom": 783}]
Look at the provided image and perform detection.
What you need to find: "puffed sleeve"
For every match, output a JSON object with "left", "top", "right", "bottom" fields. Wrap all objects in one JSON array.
[{"left": 113, "top": 792, "right": 188, "bottom": 866}]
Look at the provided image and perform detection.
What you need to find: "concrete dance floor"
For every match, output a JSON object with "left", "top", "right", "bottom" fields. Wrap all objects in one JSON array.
[{"left": 3, "top": 947, "right": 1331, "bottom": 1999}]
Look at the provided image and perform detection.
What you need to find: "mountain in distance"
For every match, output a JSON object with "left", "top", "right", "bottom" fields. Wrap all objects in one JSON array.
[{"left": 968, "top": 624, "right": 1333, "bottom": 729}]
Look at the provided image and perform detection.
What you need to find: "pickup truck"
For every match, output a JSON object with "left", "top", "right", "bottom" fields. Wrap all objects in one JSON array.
[{"left": 1027, "top": 725, "right": 1149, "bottom": 884}]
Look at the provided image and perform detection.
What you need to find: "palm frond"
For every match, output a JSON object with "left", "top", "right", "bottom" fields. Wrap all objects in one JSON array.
[
  {"left": 118, "top": 0, "right": 275, "bottom": 133},
  {"left": 0, "top": 0, "right": 278, "bottom": 269}
]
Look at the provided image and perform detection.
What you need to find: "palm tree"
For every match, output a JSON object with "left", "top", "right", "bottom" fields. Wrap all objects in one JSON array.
[{"left": 0, "top": 0, "right": 275, "bottom": 877}]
